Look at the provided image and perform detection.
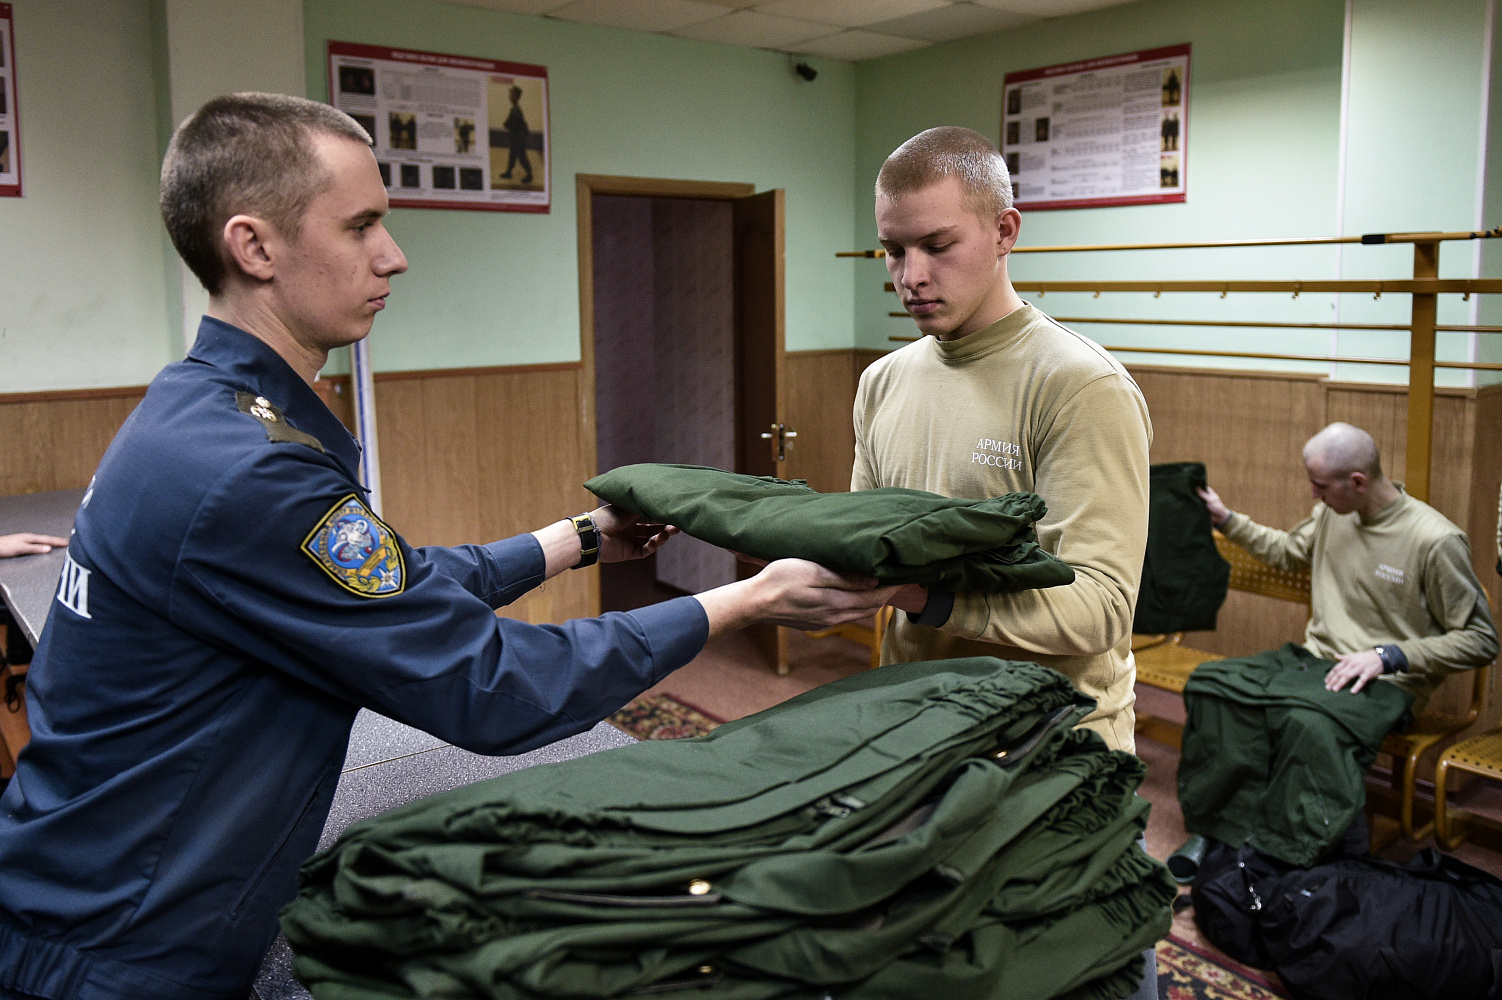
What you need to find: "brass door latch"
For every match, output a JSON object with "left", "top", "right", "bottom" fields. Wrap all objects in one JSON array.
[{"left": 758, "top": 423, "right": 797, "bottom": 462}]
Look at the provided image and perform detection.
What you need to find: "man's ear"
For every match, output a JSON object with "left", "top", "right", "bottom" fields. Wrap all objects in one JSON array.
[
  {"left": 1349, "top": 471, "right": 1370, "bottom": 492},
  {"left": 996, "top": 207, "right": 1022, "bottom": 255},
  {"left": 221, "top": 213, "right": 279, "bottom": 283}
]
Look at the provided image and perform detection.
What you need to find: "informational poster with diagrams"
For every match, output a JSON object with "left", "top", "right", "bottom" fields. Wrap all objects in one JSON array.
[
  {"left": 0, "top": 4, "right": 22, "bottom": 198},
  {"left": 327, "top": 41, "right": 549, "bottom": 213},
  {"left": 1002, "top": 44, "right": 1189, "bottom": 211}
]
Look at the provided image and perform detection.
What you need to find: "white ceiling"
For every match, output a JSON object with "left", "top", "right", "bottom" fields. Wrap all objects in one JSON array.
[{"left": 446, "top": 0, "right": 1142, "bottom": 62}]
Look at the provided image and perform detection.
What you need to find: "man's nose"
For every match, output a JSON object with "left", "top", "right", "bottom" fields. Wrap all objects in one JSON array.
[
  {"left": 377, "top": 231, "right": 409, "bottom": 276},
  {"left": 901, "top": 254, "right": 929, "bottom": 289}
]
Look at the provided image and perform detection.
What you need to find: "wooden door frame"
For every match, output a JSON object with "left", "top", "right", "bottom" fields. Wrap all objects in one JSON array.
[{"left": 574, "top": 173, "right": 759, "bottom": 614}]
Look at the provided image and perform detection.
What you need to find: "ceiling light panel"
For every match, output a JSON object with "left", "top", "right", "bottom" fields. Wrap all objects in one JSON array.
[
  {"left": 546, "top": 0, "right": 734, "bottom": 32},
  {"left": 444, "top": 0, "right": 573, "bottom": 14},
  {"left": 792, "top": 28, "right": 932, "bottom": 60},
  {"left": 756, "top": 0, "right": 950, "bottom": 29},
  {"left": 868, "top": 2, "right": 1032, "bottom": 42},
  {"left": 673, "top": 9, "right": 834, "bottom": 47},
  {"left": 972, "top": 0, "right": 1140, "bottom": 17}
]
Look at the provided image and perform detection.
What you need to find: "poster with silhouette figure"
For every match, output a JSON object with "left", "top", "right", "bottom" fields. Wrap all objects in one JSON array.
[
  {"left": 1001, "top": 43, "right": 1189, "bottom": 210},
  {"left": 0, "top": 5, "right": 20, "bottom": 197},
  {"left": 328, "top": 40, "right": 549, "bottom": 213}
]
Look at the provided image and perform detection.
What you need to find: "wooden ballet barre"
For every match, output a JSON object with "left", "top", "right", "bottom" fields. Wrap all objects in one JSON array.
[
  {"left": 883, "top": 335, "right": 1502, "bottom": 373},
  {"left": 1095, "top": 346, "right": 1502, "bottom": 372},
  {"left": 1036, "top": 317, "right": 1413, "bottom": 332},
  {"left": 838, "top": 226, "right": 1502, "bottom": 258},
  {"left": 885, "top": 280, "right": 1502, "bottom": 295}
]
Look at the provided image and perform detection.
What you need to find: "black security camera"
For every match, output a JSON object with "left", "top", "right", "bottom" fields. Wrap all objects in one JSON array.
[{"left": 795, "top": 62, "right": 818, "bottom": 82}]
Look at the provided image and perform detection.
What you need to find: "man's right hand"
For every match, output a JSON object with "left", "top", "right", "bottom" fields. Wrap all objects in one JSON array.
[
  {"left": 1197, "top": 486, "right": 1232, "bottom": 529},
  {"left": 0, "top": 532, "right": 69, "bottom": 559},
  {"left": 696, "top": 559, "right": 900, "bottom": 637}
]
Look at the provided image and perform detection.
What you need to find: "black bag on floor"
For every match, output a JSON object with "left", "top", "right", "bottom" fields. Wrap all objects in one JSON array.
[
  {"left": 1260, "top": 849, "right": 1502, "bottom": 1000},
  {"left": 1188, "top": 840, "right": 1294, "bottom": 969}
]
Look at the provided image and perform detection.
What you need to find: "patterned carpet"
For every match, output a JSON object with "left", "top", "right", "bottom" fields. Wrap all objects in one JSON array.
[
  {"left": 608, "top": 693, "right": 722, "bottom": 741},
  {"left": 1157, "top": 936, "right": 1288, "bottom": 999}
]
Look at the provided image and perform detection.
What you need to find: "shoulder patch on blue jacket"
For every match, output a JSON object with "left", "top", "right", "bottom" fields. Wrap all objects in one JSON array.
[
  {"left": 237, "top": 391, "right": 326, "bottom": 453},
  {"left": 302, "top": 495, "right": 406, "bottom": 598}
]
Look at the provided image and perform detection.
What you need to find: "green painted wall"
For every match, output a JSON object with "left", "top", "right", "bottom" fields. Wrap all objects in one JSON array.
[
  {"left": 851, "top": 0, "right": 1496, "bottom": 387},
  {"left": 0, "top": 0, "right": 176, "bottom": 393},
  {"left": 302, "top": 0, "right": 857, "bottom": 374}
]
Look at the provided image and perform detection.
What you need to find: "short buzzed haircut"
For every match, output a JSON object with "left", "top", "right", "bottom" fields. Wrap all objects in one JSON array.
[
  {"left": 1304, "top": 422, "right": 1383, "bottom": 479},
  {"left": 875, "top": 126, "right": 1013, "bottom": 219},
  {"left": 161, "top": 93, "right": 372, "bottom": 296}
]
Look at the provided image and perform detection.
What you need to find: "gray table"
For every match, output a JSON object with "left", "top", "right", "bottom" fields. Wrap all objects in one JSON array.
[
  {"left": 0, "top": 491, "right": 637, "bottom": 1000},
  {"left": 0, "top": 488, "right": 85, "bottom": 648}
]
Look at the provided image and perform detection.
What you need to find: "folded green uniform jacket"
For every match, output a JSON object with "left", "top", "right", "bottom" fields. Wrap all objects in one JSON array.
[
  {"left": 282, "top": 659, "right": 1174, "bottom": 1000},
  {"left": 1177, "top": 644, "right": 1414, "bottom": 866},
  {"left": 585, "top": 464, "right": 1074, "bottom": 594},
  {"left": 1133, "top": 462, "right": 1230, "bottom": 635}
]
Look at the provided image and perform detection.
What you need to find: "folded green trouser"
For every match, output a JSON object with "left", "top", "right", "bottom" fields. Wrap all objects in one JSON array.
[
  {"left": 584, "top": 464, "right": 1075, "bottom": 594},
  {"left": 282, "top": 659, "right": 1174, "bottom": 1000},
  {"left": 1177, "top": 643, "right": 1414, "bottom": 866}
]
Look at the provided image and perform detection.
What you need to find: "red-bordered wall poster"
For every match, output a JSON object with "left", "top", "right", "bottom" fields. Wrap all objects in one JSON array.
[
  {"left": 327, "top": 41, "right": 549, "bottom": 213},
  {"left": 0, "top": 3, "right": 22, "bottom": 198},
  {"left": 1002, "top": 44, "right": 1188, "bottom": 211}
]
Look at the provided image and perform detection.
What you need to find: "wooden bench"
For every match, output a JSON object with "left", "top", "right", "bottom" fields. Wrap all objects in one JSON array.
[{"left": 1134, "top": 531, "right": 1492, "bottom": 843}]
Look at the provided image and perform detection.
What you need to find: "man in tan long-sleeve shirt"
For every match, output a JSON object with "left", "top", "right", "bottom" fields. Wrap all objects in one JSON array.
[
  {"left": 1200, "top": 422, "right": 1497, "bottom": 708},
  {"left": 857, "top": 127, "right": 1153, "bottom": 754}
]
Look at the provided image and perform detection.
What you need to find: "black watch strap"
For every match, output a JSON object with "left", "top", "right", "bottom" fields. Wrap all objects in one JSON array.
[
  {"left": 570, "top": 513, "right": 600, "bottom": 569},
  {"left": 1374, "top": 644, "right": 1408, "bottom": 674}
]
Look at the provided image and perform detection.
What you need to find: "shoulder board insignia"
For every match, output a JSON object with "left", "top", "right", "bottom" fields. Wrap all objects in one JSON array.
[
  {"left": 302, "top": 494, "right": 406, "bottom": 598},
  {"left": 236, "top": 391, "right": 325, "bottom": 454}
]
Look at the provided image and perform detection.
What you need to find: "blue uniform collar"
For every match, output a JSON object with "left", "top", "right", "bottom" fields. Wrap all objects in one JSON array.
[{"left": 187, "top": 316, "right": 365, "bottom": 484}]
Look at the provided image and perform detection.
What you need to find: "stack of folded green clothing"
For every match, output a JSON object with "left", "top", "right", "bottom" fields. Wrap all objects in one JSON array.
[
  {"left": 282, "top": 660, "right": 1174, "bottom": 1000},
  {"left": 584, "top": 464, "right": 1075, "bottom": 594}
]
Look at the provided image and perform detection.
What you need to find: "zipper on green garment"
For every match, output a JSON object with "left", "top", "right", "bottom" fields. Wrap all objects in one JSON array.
[{"left": 987, "top": 704, "right": 1080, "bottom": 768}]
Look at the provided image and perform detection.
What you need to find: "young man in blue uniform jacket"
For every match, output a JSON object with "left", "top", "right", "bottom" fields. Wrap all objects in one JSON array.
[{"left": 0, "top": 94, "right": 897, "bottom": 1000}]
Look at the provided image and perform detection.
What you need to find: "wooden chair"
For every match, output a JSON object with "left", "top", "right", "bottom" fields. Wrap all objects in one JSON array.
[
  {"left": 806, "top": 605, "right": 895, "bottom": 671},
  {"left": 1434, "top": 724, "right": 1502, "bottom": 849},
  {"left": 1381, "top": 661, "right": 1491, "bottom": 841}
]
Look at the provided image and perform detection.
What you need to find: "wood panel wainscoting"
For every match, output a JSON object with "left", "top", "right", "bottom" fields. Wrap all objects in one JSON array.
[
  {"left": 7, "top": 356, "right": 1500, "bottom": 728},
  {"left": 0, "top": 386, "right": 149, "bottom": 496}
]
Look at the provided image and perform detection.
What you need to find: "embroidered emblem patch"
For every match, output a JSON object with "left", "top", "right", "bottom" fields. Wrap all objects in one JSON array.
[{"left": 302, "top": 495, "right": 405, "bottom": 598}]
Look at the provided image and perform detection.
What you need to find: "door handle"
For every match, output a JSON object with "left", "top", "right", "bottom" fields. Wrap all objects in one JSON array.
[{"left": 758, "top": 423, "right": 797, "bottom": 462}]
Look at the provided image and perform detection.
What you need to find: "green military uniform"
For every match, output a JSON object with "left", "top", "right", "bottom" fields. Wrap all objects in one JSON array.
[
  {"left": 585, "top": 464, "right": 1074, "bottom": 594},
  {"left": 283, "top": 659, "right": 1173, "bottom": 999},
  {"left": 1178, "top": 644, "right": 1413, "bottom": 866},
  {"left": 1133, "top": 462, "right": 1229, "bottom": 634}
]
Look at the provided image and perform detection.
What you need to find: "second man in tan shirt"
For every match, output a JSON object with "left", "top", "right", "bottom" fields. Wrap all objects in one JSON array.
[{"left": 858, "top": 127, "right": 1153, "bottom": 753}]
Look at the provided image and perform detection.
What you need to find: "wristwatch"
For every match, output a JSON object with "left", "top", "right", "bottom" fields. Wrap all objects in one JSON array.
[
  {"left": 569, "top": 513, "right": 601, "bottom": 569},
  {"left": 1374, "top": 645, "right": 1404, "bottom": 674}
]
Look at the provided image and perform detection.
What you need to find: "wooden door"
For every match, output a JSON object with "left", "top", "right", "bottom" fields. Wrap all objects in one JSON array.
[
  {"left": 733, "top": 189, "right": 787, "bottom": 477},
  {"left": 732, "top": 189, "right": 791, "bottom": 671}
]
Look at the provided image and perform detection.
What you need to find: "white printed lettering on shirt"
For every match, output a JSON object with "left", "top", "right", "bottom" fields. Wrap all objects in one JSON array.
[
  {"left": 970, "top": 437, "right": 1023, "bottom": 470},
  {"left": 1375, "top": 563, "right": 1405, "bottom": 585},
  {"left": 56, "top": 552, "right": 92, "bottom": 619}
]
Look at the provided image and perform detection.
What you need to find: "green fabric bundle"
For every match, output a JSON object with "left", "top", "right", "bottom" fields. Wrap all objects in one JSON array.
[
  {"left": 1178, "top": 643, "right": 1414, "bottom": 866},
  {"left": 584, "top": 464, "right": 1074, "bottom": 594},
  {"left": 282, "top": 659, "right": 1174, "bottom": 999}
]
